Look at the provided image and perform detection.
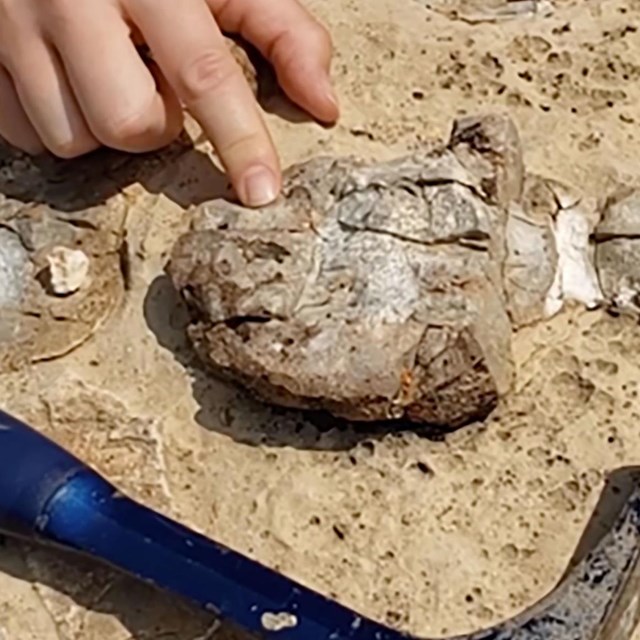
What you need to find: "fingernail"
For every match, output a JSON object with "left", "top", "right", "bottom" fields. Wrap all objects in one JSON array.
[
  {"left": 326, "top": 84, "right": 339, "bottom": 110},
  {"left": 325, "top": 76, "right": 340, "bottom": 111},
  {"left": 241, "top": 165, "right": 278, "bottom": 207},
  {"left": 320, "top": 77, "right": 340, "bottom": 124}
]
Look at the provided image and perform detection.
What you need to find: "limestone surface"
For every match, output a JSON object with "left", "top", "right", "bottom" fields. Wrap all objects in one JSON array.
[{"left": 0, "top": 140, "right": 188, "bottom": 372}]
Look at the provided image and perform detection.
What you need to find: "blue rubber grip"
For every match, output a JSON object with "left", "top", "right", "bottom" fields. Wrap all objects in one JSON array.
[
  {"left": 1, "top": 410, "right": 638, "bottom": 640},
  {"left": 0, "top": 409, "right": 85, "bottom": 538},
  {"left": 0, "top": 410, "right": 399, "bottom": 639}
]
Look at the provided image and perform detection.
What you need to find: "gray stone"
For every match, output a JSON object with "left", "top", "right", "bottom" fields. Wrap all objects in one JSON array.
[
  {"left": 594, "top": 188, "right": 640, "bottom": 314},
  {"left": 168, "top": 115, "right": 539, "bottom": 429},
  {"left": 0, "top": 227, "right": 29, "bottom": 343}
]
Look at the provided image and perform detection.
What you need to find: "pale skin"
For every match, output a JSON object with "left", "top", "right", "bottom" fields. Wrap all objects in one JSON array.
[{"left": 0, "top": 0, "right": 340, "bottom": 206}]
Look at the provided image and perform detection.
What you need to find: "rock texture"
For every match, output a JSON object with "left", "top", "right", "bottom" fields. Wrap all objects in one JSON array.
[
  {"left": 594, "top": 188, "right": 640, "bottom": 316},
  {"left": 4, "top": 2, "right": 640, "bottom": 639},
  {"left": 0, "top": 36, "right": 274, "bottom": 375},
  {"left": 169, "top": 109, "right": 631, "bottom": 430},
  {"left": 0, "top": 140, "right": 189, "bottom": 372},
  {"left": 169, "top": 114, "right": 568, "bottom": 429}
]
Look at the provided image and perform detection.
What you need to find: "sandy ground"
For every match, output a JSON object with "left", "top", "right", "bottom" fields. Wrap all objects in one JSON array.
[{"left": 2, "top": 0, "right": 640, "bottom": 638}]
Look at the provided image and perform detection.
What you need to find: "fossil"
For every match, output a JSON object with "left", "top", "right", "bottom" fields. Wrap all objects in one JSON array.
[{"left": 169, "top": 114, "right": 570, "bottom": 429}]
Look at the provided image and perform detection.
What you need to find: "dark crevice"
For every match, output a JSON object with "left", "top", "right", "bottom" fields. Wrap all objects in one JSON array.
[
  {"left": 337, "top": 219, "right": 490, "bottom": 251},
  {"left": 118, "top": 238, "right": 132, "bottom": 291},
  {"left": 54, "top": 216, "right": 99, "bottom": 231},
  {"left": 592, "top": 233, "right": 640, "bottom": 243},
  {"left": 223, "top": 315, "right": 273, "bottom": 330}
]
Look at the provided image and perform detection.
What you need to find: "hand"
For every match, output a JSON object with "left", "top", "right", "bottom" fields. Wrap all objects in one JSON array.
[{"left": 0, "top": 0, "right": 339, "bottom": 206}]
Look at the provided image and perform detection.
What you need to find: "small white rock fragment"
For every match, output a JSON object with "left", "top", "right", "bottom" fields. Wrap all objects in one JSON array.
[
  {"left": 260, "top": 612, "right": 298, "bottom": 632},
  {"left": 544, "top": 196, "right": 603, "bottom": 317},
  {"left": 46, "top": 246, "right": 90, "bottom": 295}
]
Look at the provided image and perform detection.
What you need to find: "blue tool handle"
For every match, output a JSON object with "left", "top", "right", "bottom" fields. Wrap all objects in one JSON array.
[
  {"left": 0, "top": 409, "right": 86, "bottom": 538},
  {"left": 0, "top": 410, "right": 400, "bottom": 639}
]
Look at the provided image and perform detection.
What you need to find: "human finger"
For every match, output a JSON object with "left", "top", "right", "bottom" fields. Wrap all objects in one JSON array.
[
  {"left": 209, "top": 0, "right": 339, "bottom": 124},
  {"left": 127, "top": 0, "right": 280, "bottom": 207},
  {"left": 0, "top": 65, "right": 43, "bottom": 154},
  {"left": 6, "top": 37, "right": 98, "bottom": 158},
  {"left": 45, "top": 0, "right": 182, "bottom": 152}
]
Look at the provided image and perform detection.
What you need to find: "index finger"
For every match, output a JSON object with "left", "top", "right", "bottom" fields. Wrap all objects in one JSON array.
[{"left": 127, "top": 0, "right": 280, "bottom": 207}]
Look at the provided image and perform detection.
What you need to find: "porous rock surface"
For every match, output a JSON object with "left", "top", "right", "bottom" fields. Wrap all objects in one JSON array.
[
  {"left": 169, "top": 114, "right": 569, "bottom": 429},
  {"left": 0, "top": 37, "right": 267, "bottom": 374},
  {"left": 0, "top": 140, "right": 189, "bottom": 372}
]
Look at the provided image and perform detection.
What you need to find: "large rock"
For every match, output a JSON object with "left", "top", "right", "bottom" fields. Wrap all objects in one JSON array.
[{"left": 168, "top": 114, "right": 553, "bottom": 429}]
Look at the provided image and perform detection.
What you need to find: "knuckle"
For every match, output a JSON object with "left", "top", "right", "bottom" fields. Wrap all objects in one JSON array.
[{"left": 178, "top": 49, "right": 237, "bottom": 102}]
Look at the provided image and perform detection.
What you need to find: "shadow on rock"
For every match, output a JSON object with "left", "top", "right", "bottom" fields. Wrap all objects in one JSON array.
[
  {"left": 0, "top": 538, "right": 256, "bottom": 640},
  {"left": 245, "top": 48, "right": 319, "bottom": 126},
  {"left": 0, "top": 136, "right": 232, "bottom": 213},
  {"left": 143, "top": 274, "right": 447, "bottom": 451},
  {"left": 0, "top": 57, "right": 325, "bottom": 214}
]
